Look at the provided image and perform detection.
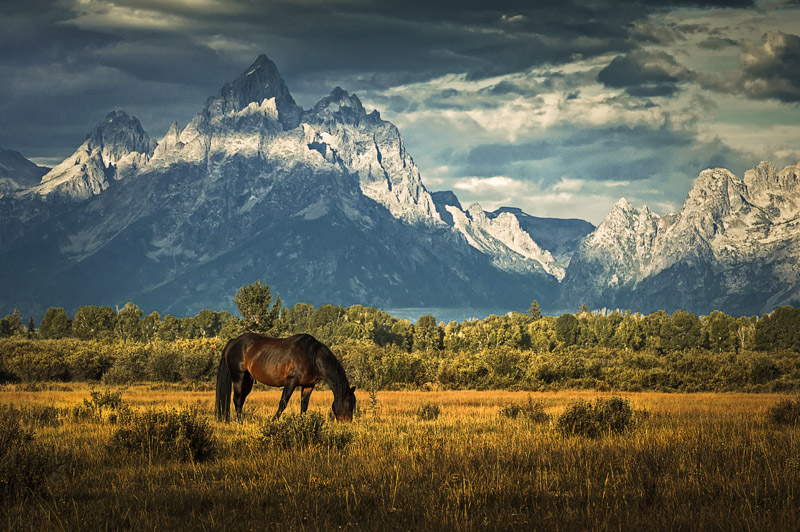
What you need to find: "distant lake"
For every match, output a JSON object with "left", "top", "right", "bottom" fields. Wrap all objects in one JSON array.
[{"left": 383, "top": 307, "right": 525, "bottom": 323}]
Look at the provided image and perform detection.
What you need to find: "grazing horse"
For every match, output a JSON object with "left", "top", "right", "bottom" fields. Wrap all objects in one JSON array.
[{"left": 215, "top": 333, "right": 356, "bottom": 422}]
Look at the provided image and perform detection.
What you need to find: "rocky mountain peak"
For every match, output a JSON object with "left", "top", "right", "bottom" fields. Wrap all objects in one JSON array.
[
  {"left": 31, "top": 110, "right": 155, "bottom": 200},
  {"left": 596, "top": 198, "right": 637, "bottom": 230},
  {"left": 307, "top": 87, "right": 375, "bottom": 127},
  {"left": 467, "top": 201, "right": 486, "bottom": 219},
  {"left": 204, "top": 54, "right": 301, "bottom": 129},
  {"left": 745, "top": 161, "right": 800, "bottom": 196},
  {"left": 744, "top": 161, "right": 800, "bottom": 220},
  {"left": 683, "top": 167, "right": 749, "bottom": 221},
  {"left": 84, "top": 110, "right": 156, "bottom": 167}
]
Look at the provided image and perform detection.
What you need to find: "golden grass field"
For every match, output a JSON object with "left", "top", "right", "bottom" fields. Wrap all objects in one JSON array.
[{"left": 1, "top": 384, "right": 798, "bottom": 531}]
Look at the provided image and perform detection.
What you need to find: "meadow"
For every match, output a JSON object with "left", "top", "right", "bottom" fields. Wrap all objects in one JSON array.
[{"left": 1, "top": 384, "right": 798, "bottom": 531}]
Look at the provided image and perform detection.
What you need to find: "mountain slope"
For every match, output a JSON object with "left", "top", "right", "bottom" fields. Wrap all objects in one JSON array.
[
  {"left": 486, "top": 207, "right": 594, "bottom": 265},
  {"left": 0, "top": 149, "right": 49, "bottom": 197}
]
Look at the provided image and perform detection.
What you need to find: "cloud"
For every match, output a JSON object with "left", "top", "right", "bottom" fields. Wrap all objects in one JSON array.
[
  {"left": 597, "top": 50, "right": 694, "bottom": 97},
  {"left": 453, "top": 175, "right": 521, "bottom": 192},
  {"left": 697, "top": 36, "right": 739, "bottom": 50},
  {"left": 737, "top": 31, "right": 800, "bottom": 102}
]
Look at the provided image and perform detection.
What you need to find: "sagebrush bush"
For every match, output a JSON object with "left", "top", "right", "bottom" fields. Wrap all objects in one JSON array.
[
  {"left": 557, "top": 396, "right": 636, "bottom": 437},
  {"left": 260, "top": 412, "right": 353, "bottom": 450},
  {"left": 71, "top": 390, "right": 131, "bottom": 423},
  {"left": 110, "top": 407, "right": 215, "bottom": 461},
  {"left": 416, "top": 402, "right": 441, "bottom": 420},
  {"left": 0, "top": 405, "right": 63, "bottom": 498},
  {"left": 500, "top": 396, "right": 550, "bottom": 423},
  {"left": 767, "top": 397, "right": 800, "bottom": 425}
]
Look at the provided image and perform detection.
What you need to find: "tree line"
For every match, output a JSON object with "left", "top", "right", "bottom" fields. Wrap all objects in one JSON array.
[
  {"left": 1, "top": 282, "right": 799, "bottom": 391},
  {"left": 3, "top": 286, "right": 798, "bottom": 355}
]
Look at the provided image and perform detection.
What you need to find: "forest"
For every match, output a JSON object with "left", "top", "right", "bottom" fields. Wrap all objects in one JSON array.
[{"left": 1, "top": 281, "right": 799, "bottom": 392}]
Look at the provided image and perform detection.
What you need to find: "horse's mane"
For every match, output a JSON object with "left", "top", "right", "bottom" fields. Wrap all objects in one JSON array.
[{"left": 312, "top": 340, "right": 350, "bottom": 396}]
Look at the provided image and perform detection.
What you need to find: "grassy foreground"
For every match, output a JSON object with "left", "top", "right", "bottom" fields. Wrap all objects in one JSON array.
[{"left": 1, "top": 385, "right": 799, "bottom": 531}]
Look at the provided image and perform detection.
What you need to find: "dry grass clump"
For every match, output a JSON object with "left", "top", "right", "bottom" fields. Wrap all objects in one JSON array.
[
  {"left": 415, "top": 401, "right": 441, "bottom": 420},
  {"left": 0, "top": 405, "right": 64, "bottom": 498},
  {"left": 259, "top": 412, "right": 353, "bottom": 450},
  {"left": 767, "top": 396, "right": 800, "bottom": 425},
  {"left": 499, "top": 395, "right": 551, "bottom": 423}
]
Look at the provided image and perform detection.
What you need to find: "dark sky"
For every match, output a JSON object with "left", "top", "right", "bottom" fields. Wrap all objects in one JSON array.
[{"left": 2, "top": 0, "right": 799, "bottom": 222}]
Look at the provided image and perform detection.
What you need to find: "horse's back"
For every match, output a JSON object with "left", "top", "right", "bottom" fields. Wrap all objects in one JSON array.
[{"left": 237, "top": 332, "right": 322, "bottom": 387}]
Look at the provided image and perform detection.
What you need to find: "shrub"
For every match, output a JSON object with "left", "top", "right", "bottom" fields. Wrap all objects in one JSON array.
[
  {"left": 64, "top": 340, "right": 113, "bottom": 380},
  {"left": 557, "top": 396, "right": 636, "bottom": 438},
  {"left": 2, "top": 339, "right": 69, "bottom": 382},
  {"left": 147, "top": 344, "right": 180, "bottom": 382},
  {"left": 102, "top": 344, "right": 150, "bottom": 384},
  {"left": 416, "top": 402, "right": 441, "bottom": 421},
  {"left": 71, "top": 390, "right": 131, "bottom": 423},
  {"left": 259, "top": 412, "right": 353, "bottom": 450},
  {"left": 767, "top": 397, "right": 800, "bottom": 425},
  {"left": 177, "top": 339, "right": 220, "bottom": 381},
  {"left": 0, "top": 405, "right": 62, "bottom": 498},
  {"left": 499, "top": 396, "right": 550, "bottom": 423},
  {"left": 110, "top": 407, "right": 215, "bottom": 461}
]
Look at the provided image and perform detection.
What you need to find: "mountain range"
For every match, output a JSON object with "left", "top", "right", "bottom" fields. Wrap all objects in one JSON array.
[{"left": 1, "top": 55, "right": 797, "bottom": 318}]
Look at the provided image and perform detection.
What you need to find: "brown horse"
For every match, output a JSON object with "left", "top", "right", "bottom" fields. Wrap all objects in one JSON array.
[{"left": 215, "top": 333, "right": 356, "bottom": 422}]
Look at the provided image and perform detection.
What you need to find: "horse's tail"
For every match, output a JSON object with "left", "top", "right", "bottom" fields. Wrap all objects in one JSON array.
[{"left": 215, "top": 338, "right": 235, "bottom": 422}]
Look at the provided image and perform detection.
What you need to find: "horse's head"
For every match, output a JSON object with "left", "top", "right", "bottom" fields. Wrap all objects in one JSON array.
[{"left": 333, "top": 386, "right": 356, "bottom": 422}]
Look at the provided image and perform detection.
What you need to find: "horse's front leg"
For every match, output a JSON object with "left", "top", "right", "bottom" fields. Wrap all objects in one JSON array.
[
  {"left": 274, "top": 381, "right": 297, "bottom": 419},
  {"left": 300, "top": 386, "right": 314, "bottom": 413}
]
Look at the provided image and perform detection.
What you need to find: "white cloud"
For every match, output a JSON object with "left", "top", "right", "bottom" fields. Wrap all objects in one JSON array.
[
  {"left": 453, "top": 175, "right": 519, "bottom": 192},
  {"left": 551, "top": 178, "right": 584, "bottom": 192}
]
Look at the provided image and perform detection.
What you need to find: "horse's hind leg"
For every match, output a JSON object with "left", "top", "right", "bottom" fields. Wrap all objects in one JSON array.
[
  {"left": 300, "top": 386, "right": 314, "bottom": 413},
  {"left": 233, "top": 372, "right": 253, "bottom": 422}
]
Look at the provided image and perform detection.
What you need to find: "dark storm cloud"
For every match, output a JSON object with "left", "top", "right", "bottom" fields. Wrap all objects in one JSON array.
[
  {"left": 737, "top": 31, "right": 800, "bottom": 102},
  {"left": 597, "top": 51, "right": 694, "bottom": 97}
]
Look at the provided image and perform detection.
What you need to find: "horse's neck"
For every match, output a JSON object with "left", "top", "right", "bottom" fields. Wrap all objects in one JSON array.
[{"left": 318, "top": 350, "right": 347, "bottom": 396}]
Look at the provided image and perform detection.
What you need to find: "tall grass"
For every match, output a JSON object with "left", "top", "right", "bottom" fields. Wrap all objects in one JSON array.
[{"left": 0, "top": 386, "right": 798, "bottom": 531}]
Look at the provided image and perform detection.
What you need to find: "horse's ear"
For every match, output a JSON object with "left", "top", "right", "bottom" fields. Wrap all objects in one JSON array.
[{"left": 350, "top": 386, "right": 356, "bottom": 394}]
